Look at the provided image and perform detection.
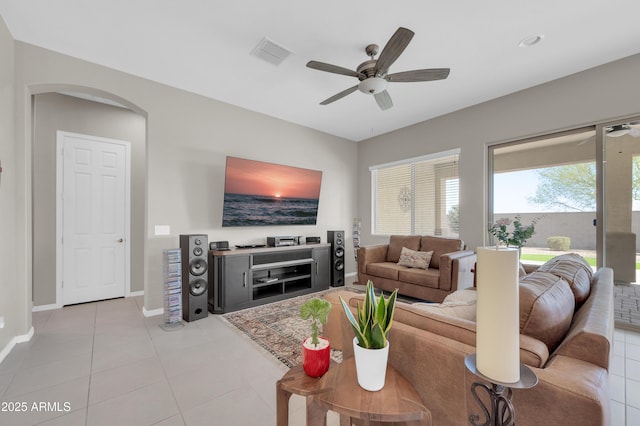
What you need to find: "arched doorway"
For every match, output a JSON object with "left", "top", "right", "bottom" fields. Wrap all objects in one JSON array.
[{"left": 28, "top": 86, "right": 147, "bottom": 310}]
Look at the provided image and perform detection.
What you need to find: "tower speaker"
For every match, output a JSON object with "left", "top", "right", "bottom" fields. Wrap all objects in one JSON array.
[
  {"left": 327, "top": 230, "right": 345, "bottom": 287},
  {"left": 180, "top": 234, "right": 208, "bottom": 322}
]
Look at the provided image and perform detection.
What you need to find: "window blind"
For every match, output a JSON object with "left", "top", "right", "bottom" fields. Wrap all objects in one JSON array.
[{"left": 371, "top": 150, "right": 460, "bottom": 236}]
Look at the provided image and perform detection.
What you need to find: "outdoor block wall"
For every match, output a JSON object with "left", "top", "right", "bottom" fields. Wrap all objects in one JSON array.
[{"left": 494, "top": 212, "right": 640, "bottom": 251}]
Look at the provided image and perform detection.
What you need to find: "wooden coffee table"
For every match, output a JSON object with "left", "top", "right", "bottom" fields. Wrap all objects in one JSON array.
[{"left": 276, "top": 358, "right": 431, "bottom": 426}]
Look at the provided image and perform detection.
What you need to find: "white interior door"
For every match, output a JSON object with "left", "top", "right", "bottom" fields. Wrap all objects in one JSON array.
[{"left": 59, "top": 131, "right": 129, "bottom": 305}]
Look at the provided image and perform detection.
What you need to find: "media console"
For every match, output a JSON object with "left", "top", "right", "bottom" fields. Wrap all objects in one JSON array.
[{"left": 208, "top": 244, "right": 331, "bottom": 313}]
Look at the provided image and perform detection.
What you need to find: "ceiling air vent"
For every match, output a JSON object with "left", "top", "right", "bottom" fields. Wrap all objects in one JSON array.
[{"left": 250, "top": 37, "right": 293, "bottom": 66}]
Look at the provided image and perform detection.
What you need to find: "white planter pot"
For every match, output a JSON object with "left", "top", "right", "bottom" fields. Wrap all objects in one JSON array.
[{"left": 352, "top": 337, "right": 390, "bottom": 391}]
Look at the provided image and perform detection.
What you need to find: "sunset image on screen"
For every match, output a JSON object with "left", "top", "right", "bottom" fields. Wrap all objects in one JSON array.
[
  {"left": 222, "top": 157, "right": 323, "bottom": 227},
  {"left": 224, "top": 157, "right": 322, "bottom": 199}
]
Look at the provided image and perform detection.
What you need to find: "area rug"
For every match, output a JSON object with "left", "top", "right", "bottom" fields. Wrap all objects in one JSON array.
[
  {"left": 220, "top": 288, "right": 361, "bottom": 368},
  {"left": 614, "top": 283, "right": 640, "bottom": 332}
]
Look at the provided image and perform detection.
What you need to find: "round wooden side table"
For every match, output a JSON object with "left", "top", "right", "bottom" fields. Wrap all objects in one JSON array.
[{"left": 276, "top": 357, "right": 431, "bottom": 426}]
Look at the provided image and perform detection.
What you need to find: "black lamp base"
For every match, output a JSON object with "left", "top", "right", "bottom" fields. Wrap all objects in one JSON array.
[{"left": 464, "top": 354, "right": 538, "bottom": 426}]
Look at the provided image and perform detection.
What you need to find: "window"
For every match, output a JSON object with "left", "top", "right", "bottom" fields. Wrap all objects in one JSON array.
[{"left": 371, "top": 149, "right": 460, "bottom": 236}]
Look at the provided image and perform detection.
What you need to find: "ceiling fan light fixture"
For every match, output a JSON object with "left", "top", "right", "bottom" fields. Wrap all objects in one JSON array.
[
  {"left": 607, "top": 124, "right": 631, "bottom": 137},
  {"left": 358, "top": 77, "right": 388, "bottom": 95}
]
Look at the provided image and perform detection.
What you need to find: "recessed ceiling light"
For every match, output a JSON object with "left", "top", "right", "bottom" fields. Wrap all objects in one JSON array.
[{"left": 518, "top": 34, "right": 544, "bottom": 48}]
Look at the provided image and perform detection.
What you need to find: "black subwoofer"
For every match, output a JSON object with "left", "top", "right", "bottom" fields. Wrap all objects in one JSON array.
[
  {"left": 327, "top": 230, "right": 345, "bottom": 287},
  {"left": 180, "top": 234, "right": 208, "bottom": 322}
]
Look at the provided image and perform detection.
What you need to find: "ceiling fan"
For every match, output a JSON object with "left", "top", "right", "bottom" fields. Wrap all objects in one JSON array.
[
  {"left": 606, "top": 123, "right": 640, "bottom": 138},
  {"left": 577, "top": 122, "right": 640, "bottom": 145},
  {"left": 306, "top": 27, "right": 450, "bottom": 110}
]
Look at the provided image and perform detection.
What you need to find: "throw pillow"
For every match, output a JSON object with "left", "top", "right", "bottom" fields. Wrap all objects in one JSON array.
[
  {"left": 536, "top": 253, "right": 593, "bottom": 306},
  {"left": 519, "top": 271, "right": 575, "bottom": 352},
  {"left": 386, "top": 235, "right": 421, "bottom": 262},
  {"left": 397, "top": 247, "right": 433, "bottom": 269}
]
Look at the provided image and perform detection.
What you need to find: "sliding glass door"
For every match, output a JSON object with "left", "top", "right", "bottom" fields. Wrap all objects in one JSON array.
[
  {"left": 489, "top": 117, "right": 640, "bottom": 282},
  {"left": 489, "top": 128, "right": 598, "bottom": 269}
]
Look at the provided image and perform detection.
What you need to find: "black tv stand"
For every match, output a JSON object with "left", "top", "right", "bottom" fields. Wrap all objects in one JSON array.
[{"left": 208, "top": 244, "right": 331, "bottom": 313}]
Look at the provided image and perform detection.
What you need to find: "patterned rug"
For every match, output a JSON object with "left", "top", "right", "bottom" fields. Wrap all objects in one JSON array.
[
  {"left": 220, "top": 288, "right": 359, "bottom": 368},
  {"left": 614, "top": 283, "right": 640, "bottom": 332}
]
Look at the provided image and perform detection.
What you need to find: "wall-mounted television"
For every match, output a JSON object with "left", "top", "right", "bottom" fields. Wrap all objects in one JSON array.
[{"left": 222, "top": 156, "right": 323, "bottom": 227}]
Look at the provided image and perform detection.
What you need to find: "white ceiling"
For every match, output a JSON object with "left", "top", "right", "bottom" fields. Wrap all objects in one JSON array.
[{"left": 2, "top": 0, "right": 640, "bottom": 142}]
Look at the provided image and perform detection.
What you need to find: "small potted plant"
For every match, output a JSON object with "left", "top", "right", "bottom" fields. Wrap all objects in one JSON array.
[
  {"left": 339, "top": 280, "right": 398, "bottom": 391},
  {"left": 489, "top": 215, "right": 540, "bottom": 249},
  {"left": 300, "top": 297, "right": 332, "bottom": 378}
]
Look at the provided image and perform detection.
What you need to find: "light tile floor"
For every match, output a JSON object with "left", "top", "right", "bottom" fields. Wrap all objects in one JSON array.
[
  {"left": 611, "top": 328, "right": 640, "bottom": 425},
  {"left": 0, "top": 295, "right": 636, "bottom": 425}
]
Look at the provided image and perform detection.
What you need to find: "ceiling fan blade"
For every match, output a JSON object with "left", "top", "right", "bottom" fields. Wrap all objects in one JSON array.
[
  {"left": 374, "top": 90, "right": 393, "bottom": 110},
  {"left": 307, "top": 61, "right": 362, "bottom": 78},
  {"left": 319, "top": 85, "right": 359, "bottom": 105},
  {"left": 386, "top": 68, "right": 450, "bottom": 83},
  {"left": 375, "top": 27, "right": 414, "bottom": 77}
]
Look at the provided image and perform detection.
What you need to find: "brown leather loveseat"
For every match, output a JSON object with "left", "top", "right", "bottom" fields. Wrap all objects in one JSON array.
[
  {"left": 325, "top": 254, "right": 614, "bottom": 425},
  {"left": 357, "top": 235, "right": 476, "bottom": 302}
]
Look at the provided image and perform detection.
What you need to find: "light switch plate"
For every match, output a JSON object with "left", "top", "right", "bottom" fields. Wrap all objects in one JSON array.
[{"left": 154, "top": 225, "right": 171, "bottom": 236}]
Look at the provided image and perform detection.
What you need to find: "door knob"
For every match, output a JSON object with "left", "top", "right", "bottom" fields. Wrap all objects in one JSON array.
[{"left": 116, "top": 238, "right": 124, "bottom": 243}]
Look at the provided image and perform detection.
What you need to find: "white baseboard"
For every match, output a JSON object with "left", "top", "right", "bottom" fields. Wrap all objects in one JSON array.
[
  {"left": 345, "top": 271, "right": 356, "bottom": 278},
  {"left": 142, "top": 306, "right": 163, "bottom": 317},
  {"left": 15, "top": 327, "right": 34, "bottom": 343},
  {"left": 0, "top": 327, "right": 35, "bottom": 365},
  {"left": 32, "top": 303, "right": 60, "bottom": 312},
  {"left": 34, "top": 291, "right": 143, "bottom": 312}
]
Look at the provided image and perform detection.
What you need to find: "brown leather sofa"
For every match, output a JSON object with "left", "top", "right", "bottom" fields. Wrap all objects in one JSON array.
[
  {"left": 357, "top": 235, "right": 476, "bottom": 302},
  {"left": 325, "top": 254, "right": 614, "bottom": 426}
]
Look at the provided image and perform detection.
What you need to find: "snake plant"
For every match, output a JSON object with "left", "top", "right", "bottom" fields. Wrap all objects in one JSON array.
[{"left": 339, "top": 280, "right": 398, "bottom": 349}]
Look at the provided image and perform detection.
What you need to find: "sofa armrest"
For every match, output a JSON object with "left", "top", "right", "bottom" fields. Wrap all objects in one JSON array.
[
  {"left": 514, "top": 355, "right": 611, "bottom": 426},
  {"left": 552, "top": 267, "right": 614, "bottom": 370},
  {"left": 438, "top": 250, "right": 477, "bottom": 292},
  {"left": 357, "top": 245, "right": 389, "bottom": 284},
  {"left": 358, "top": 244, "right": 388, "bottom": 264}
]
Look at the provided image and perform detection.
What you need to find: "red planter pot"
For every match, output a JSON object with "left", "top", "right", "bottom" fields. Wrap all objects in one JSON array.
[{"left": 302, "top": 337, "right": 331, "bottom": 378}]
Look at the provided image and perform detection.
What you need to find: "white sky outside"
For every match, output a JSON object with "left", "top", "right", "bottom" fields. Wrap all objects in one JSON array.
[
  {"left": 494, "top": 169, "right": 640, "bottom": 213},
  {"left": 494, "top": 170, "right": 545, "bottom": 214}
]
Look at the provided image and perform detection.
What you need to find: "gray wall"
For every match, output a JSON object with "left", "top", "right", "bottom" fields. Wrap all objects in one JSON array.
[
  {"left": 32, "top": 93, "right": 146, "bottom": 306},
  {"left": 0, "top": 16, "right": 20, "bottom": 351},
  {"left": 13, "top": 42, "right": 358, "bottom": 314},
  {"left": 358, "top": 53, "right": 640, "bottom": 253}
]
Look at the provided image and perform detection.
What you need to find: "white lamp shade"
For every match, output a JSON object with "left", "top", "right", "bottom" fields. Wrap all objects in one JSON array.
[{"left": 476, "top": 247, "right": 520, "bottom": 383}]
